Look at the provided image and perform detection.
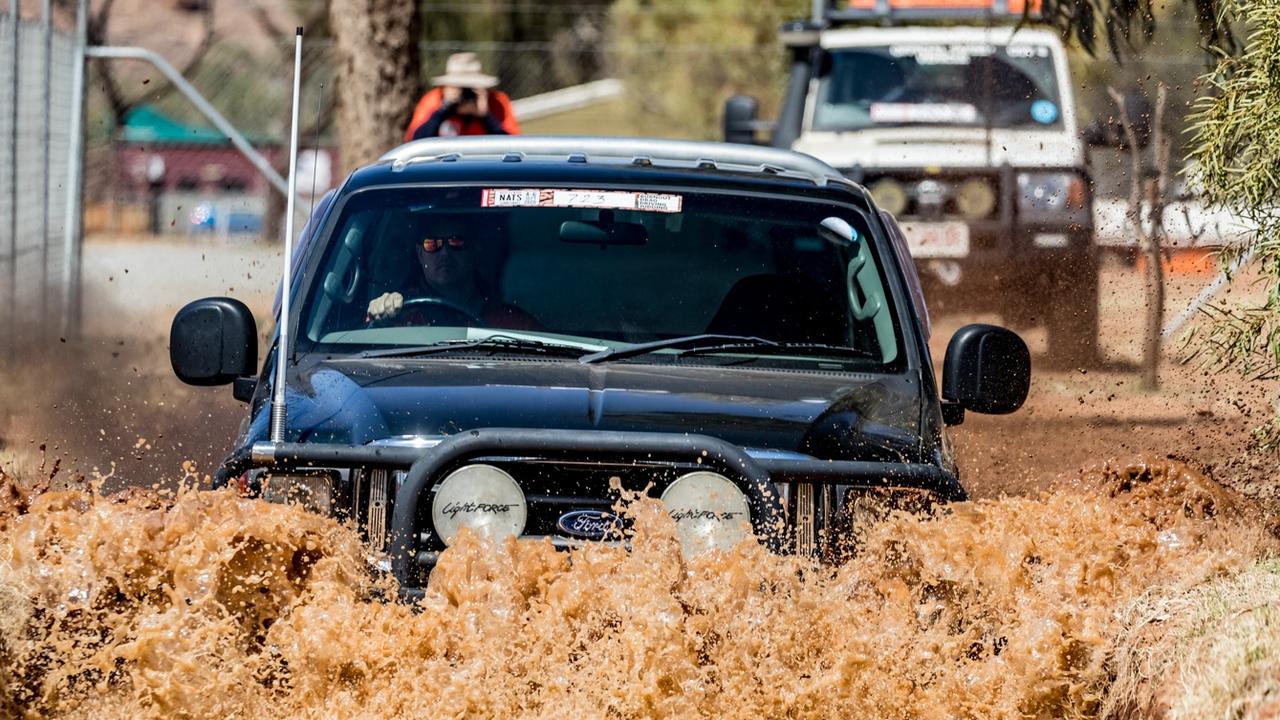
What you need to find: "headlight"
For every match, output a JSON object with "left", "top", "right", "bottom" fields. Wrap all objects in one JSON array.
[
  {"left": 261, "top": 472, "right": 333, "bottom": 515},
  {"left": 431, "top": 464, "right": 527, "bottom": 546},
  {"left": 955, "top": 178, "right": 997, "bottom": 219},
  {"left": 868, "top": 179, "right": 908, "bottom": 216},
  {"left": 1017, "top": 172, "right": 1088, "bottom": 213},
  {"left": 660, "top": 471, "right": 752, "bottom": 556}
]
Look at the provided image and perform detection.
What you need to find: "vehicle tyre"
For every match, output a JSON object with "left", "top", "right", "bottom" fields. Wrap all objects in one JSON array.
[{"left": 1046, "top": 255, "right": 1101, "bottom": 367}]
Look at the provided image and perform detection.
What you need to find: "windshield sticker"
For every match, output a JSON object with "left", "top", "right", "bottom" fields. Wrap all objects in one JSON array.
[
  {"left": 481, "top": 188, "right": 683, "bottom": 214},
  {"left": 1031, "top": 99, "right": 1059, "bottom": 124},
  {"left": 889, "top": 43, "right": 995, "bottom": 64},
  {"left": 870, "top": 103, "right": 978, "bottom": 124}
]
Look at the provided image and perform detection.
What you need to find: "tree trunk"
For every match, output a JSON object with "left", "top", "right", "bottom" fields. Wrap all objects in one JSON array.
[
  {"left": 1142, "top": 178, "right": 1166, "bottom": 390},
  {"left": 1108, "top": 83, "right": 1168, "bottom": 391},
  {"left": 1141, "top": 84, "right": 1171, "bottom": 391},
  {"left": 330, "top": 0, "right": 421, "bottom": 172}
]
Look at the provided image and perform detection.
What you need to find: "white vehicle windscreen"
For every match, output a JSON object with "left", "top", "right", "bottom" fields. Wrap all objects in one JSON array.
[{"left": 812, "top": 43, "right": 1063, "bottom": 132}]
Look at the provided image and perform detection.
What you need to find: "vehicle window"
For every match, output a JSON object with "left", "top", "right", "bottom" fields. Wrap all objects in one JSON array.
[
  {"left": 812, "top": 44, "right": 1063, "bottom": 132},
  {"left": 297, "top": 186, "right": 904, "bottom": 369}
]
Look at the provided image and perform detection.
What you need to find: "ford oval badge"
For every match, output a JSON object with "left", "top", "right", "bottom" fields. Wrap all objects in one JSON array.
[{"left": 557, "top": 510, "right": 623, "bottom": 540}]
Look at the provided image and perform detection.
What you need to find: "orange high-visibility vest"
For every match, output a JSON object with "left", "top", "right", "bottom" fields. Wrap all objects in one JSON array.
[{"left": 403, "top": 87, "right": 522, "bottom": 141}]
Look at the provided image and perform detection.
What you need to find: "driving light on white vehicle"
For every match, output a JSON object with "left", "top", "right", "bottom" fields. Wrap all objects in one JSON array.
[
  {"left": 261, "top": 473, "right": 334, "bottom": 515},
  {"left": 431, "top": 464, "right": 527, "bottom": 546},
  {"left": 869, "top": 179, "right": 908, "bottom": 216},
  {"left": 660, "top": 471, "right": 752, "bottom": 556},
  {"left": 955, "top": 178, "right": 997, "bottom": 219}
]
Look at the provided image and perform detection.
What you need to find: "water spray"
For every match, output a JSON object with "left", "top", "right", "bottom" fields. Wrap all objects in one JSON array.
[{"left": 270, "top": 26, "right": 304, "bottom": 444}]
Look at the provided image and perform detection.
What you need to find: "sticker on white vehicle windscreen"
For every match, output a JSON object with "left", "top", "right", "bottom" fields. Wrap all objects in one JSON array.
[
  {"left": 870, "top": 103, "right": 978, "bottom": 124},
  {"left": 481, "top": 188, "right": 683, "bottom": 214},
  {"left": 1031, "top": 99, "right": 1059, "bottom": 124},
  {"left": 889, "top": 44, "right": 995, "bottom": 64}
]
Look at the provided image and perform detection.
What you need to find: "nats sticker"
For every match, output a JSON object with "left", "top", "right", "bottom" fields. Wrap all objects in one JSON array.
[
  {"left": 870, "top": 102, "right": 978, "bottom": 124},
  {"left": 481, "top": 188, "right": 683, "bottom": 214}
]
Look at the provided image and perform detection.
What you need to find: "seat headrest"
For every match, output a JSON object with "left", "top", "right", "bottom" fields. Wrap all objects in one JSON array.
[{"left": 706, "top": 274, "right": 848, "bottom": 345}]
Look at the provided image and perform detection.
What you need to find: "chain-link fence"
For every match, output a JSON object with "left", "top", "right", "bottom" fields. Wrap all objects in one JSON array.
[{"left": 0, "top": 5, "right": 82, "bottom": 347}]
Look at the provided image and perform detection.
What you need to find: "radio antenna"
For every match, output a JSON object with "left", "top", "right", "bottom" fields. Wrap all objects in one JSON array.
[{"left": 270, "top": 26, "right": 304, "bottom": 444}]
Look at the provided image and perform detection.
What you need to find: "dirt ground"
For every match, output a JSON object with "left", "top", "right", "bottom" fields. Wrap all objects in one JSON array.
[
  {"left": 943, "top": 261, "right": 1278, "bottom": 503},
  {"left": 1, "top": 236, "right": 1274, "bottom": 503}
]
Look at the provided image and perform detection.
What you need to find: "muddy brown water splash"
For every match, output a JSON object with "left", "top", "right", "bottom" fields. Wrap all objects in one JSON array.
[{"left": 0, "top": 457, "right": 1274, "bottom": 719}]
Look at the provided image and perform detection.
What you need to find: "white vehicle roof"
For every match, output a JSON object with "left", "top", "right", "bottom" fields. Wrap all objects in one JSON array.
[{"left": 819, "top": 25, "right": 1066, "bottom": 49}]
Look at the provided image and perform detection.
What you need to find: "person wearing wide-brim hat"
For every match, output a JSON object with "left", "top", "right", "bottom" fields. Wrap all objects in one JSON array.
[{"left": 404, "top": 52, "right": 522, "bottom": 141}]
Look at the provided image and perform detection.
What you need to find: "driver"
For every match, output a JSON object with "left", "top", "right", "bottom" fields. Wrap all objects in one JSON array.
[{"left": 365, "top": 215, "right": 540, "bottom": 330}]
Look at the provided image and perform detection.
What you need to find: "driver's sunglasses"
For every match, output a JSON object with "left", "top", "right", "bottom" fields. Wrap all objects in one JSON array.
[{"left": 421, "top": 236, "right": 468, "bottom": 253}]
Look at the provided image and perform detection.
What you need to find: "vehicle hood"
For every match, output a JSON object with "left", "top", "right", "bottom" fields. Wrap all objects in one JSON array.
[
  {"left": 245, "top": 359, "right": 926, "bottom": 463},
  {"left": 793, "top": 127, "right": 1083, "bottom": 169}
]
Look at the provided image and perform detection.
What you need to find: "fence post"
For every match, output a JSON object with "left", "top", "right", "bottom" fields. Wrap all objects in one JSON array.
[
  {"left": 60, "top": 0, "right": 87, "bottom": 338},
  {"left": 39, "top": 0, "right": 51, "bottom": 336},
  {"left": 6, "top": 0, "right": 18, "bottom": 359}
]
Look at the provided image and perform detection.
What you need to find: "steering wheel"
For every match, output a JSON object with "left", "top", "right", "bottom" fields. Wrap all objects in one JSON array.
[{"left": 369, "top": 296, "right": 484, "bottom": 328}]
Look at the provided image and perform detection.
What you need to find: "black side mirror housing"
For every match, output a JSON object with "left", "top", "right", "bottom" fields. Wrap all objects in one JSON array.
[
  {"left": 942, "top": 324, "right": 1030, "bottom": 421},
  {"left": 170, "top": 297, "right": 259, "bottom": 388},
  {"left": 1083, "top": 87, "right": 1154, "bottom": 149},
  {"left": 723, "top": 94, "right": 761, "bottom": 145}
]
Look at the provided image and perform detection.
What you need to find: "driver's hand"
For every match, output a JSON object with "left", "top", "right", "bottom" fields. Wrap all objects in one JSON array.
[{"left": 366, "top": 292, "right": 404, "bottom": 321}]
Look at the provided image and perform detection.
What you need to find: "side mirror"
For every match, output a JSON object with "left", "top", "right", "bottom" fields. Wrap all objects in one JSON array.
[
  {"left": 942, "top": 324, "right": 1030, "bottom": 421},
  {"left": 723, "top": 94, "right": 761, "bottom": 145},
  {"left": 1082, "top": 87, "right": 1154, "bottom": 149},
  {"left": 170, "top": 297, "right": 259, "bottom": 389}
]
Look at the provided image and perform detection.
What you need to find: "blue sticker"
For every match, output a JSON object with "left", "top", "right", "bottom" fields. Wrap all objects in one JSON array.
[{"left": 1031, "top": 99, "right": 1059, "bottom": 125}]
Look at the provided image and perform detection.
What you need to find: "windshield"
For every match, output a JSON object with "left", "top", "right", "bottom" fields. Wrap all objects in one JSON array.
[
  {"left": 296, "top": 185, "right": 904, "bottom": 370},
  {"left": 812, "top": 43, "right": 1064, "bottom": 132}
]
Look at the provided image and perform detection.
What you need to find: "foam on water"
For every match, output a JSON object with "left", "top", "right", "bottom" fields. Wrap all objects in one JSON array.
[{"left": 0, "top": 456, "right": 1274, "bottom": 719}]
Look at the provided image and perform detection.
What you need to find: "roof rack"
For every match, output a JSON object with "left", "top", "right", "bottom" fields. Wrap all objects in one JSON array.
[
  {"left": 379, "top": 136, "right": 846, "bottom": 186},
  {"left": 821, "top": 0, "right": 1047, "bottom": 25}
]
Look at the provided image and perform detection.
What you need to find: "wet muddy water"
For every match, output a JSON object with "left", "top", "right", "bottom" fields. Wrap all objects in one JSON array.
[{"left": 0, "top": 457, "right": 1274, "bottom": 719}]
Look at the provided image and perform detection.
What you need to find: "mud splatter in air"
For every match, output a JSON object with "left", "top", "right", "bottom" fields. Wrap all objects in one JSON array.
[{"left": 0, "top": 456, "right": 1274, "bottom": 719}]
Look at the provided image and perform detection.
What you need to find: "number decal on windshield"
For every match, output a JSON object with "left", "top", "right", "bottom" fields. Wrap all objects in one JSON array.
[{"left": 481, "top": 188, "right": 683, "bottom": 214}]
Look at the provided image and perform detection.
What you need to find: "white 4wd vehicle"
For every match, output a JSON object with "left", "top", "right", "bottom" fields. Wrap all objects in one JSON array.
[{"left": 726, "top": 1, "right": 1099, "bottom": 364}]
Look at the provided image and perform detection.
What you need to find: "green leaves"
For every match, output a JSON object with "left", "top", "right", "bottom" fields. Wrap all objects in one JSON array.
[
  {"left": 1174, "top": 1, "right": 1280, "bottom": 447},
  {"left": 1043, "top": 0, "right": 1235, "bottom": 56}
]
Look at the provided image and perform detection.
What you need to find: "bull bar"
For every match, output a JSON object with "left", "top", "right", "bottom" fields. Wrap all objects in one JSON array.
[{"left": 227, "top": 428, "right": 965, "bottom": 598}]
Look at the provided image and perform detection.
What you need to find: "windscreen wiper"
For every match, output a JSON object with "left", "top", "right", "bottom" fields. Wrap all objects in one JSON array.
[
  {"left": 359, "top": 336, "right": 590, "bottom": 359},
  {"left": 579, "top": 334, "right": 873, "bottom": 364},
  {"left": 676, "top": 341, "right": 876, "bottom": 361}
]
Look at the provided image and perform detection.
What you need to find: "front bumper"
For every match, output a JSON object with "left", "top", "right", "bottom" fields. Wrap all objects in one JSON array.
[
  {"left": 862, "top": 165, "right": 1096, "bottom": 271},
  {"left": 225, "top": 428, "right": 964, "bottom": 601}
]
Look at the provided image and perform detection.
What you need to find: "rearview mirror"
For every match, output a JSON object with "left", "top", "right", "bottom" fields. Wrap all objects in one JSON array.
[
  {"left": 170, "top": 297, "right": 258, "bottom": 387},
  {"left": 942, "top": 324, "right": 1030, "bottom": 420},
  {"left": 559, "top": 219, "right": 648, "bottom": 246},
  {"left": 818, "top": 216, "right": 857, "bottom": 247}
]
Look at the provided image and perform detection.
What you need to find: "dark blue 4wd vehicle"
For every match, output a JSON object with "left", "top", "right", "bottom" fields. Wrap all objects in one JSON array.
[{"left": 170, "top": 136, "right": 1029, "bottom": 599}]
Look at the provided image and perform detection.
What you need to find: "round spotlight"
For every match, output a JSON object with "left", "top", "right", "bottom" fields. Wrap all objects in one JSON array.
[
  {"left": 955, "top": 177, "right": 997, "bottom": 219},
  {"left": 431, "top": 464, "right": 527, "bottom": 546},
  {"left": 660, "top": 471, "right": 752, "bottom": 556},
  {"left": 868, "top": 179, "right": 908, "bottom": 216}
]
